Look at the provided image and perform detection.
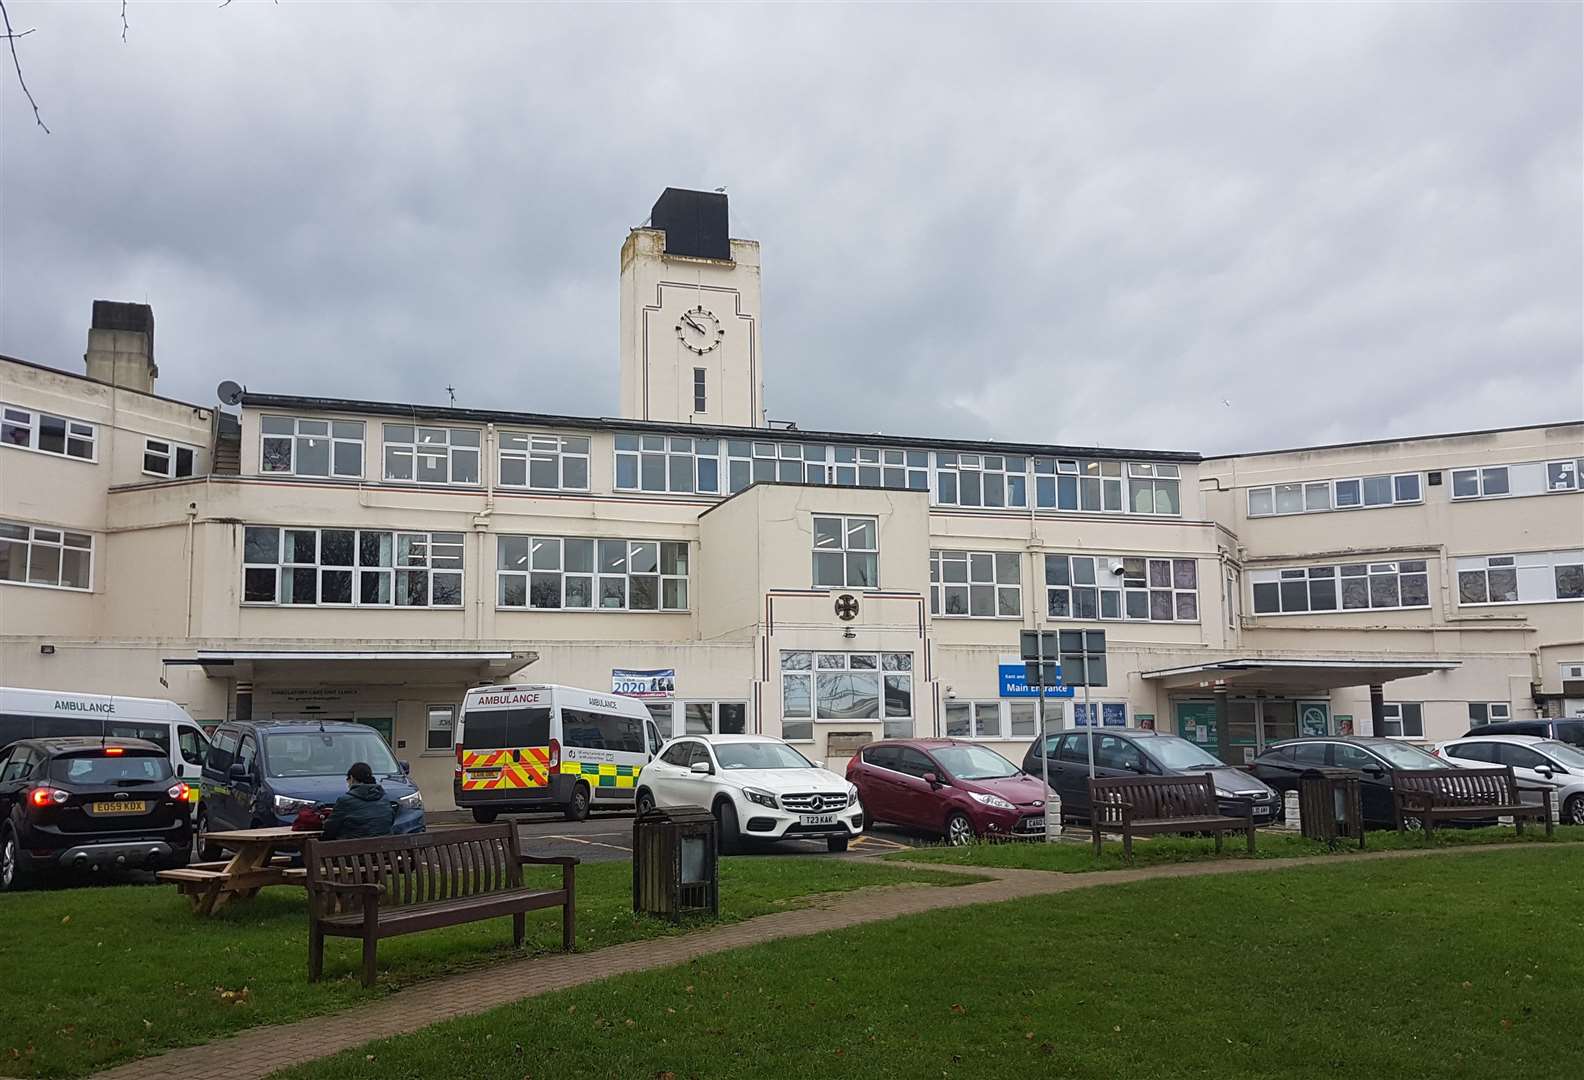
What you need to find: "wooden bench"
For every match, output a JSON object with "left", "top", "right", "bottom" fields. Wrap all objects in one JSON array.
[
  {"left": 1089, "top": 774, "right": 1257, "bottom": 860},
  {"left": 303, "top": 823, "right": 578, "bottom": 987},
  {"left": 1392, "top": 767, "right": 1553, "bottom": 839}
]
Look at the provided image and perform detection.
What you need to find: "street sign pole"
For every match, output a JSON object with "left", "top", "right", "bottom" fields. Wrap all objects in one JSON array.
[{"left": 1084, "top": 679, "right": 1096, "bottom": 779}]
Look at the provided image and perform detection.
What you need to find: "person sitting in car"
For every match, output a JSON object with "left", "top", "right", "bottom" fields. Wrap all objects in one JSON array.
[{"left": 320, "top": 761, "right": 397, "bottom": 840}]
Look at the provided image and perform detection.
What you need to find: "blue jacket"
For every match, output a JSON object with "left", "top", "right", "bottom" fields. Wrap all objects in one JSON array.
[{"left": 321, "top": 783, "right": 397, "bottom": 840}]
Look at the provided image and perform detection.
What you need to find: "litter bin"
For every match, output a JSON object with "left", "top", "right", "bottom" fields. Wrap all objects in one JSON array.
[
  {"left": 633, "top": 805, "right": 719, "bottom": 920},
  {"left": 1298, "top": 768, "right": 1365, "bottom": 849}
]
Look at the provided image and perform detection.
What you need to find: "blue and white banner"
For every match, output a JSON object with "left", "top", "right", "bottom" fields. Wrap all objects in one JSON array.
[{"left": 612, "top": 668, "right": 675, "bottom": 699}]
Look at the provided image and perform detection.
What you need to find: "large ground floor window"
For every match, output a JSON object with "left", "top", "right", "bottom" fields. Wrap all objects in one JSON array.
[{"left": 780, "top": 650, "right": 913, "bottom": 741}]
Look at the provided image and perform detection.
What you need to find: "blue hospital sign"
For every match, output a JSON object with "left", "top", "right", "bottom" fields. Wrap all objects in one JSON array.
[{"left": 998, "top": 663, "right": 1074, "bottom": 699}]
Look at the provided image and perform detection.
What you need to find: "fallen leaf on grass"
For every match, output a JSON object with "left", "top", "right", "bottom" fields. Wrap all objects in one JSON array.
[
  {"left": 61, "top": 916, "right": 71, "bottom": 925},
  {"left": 950, "top": 1003, "right": 966, "bottom": 1015}
]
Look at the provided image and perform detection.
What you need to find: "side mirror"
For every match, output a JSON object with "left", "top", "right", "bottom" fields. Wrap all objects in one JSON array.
[
  {"left": 227, "top": 763, "right": 250, "bottom": 782},
  {"left": 922, "top": 772, "right": 941, "bottom": 787},
  {"left": 1362, "top": 765, "right": 1385, "bottom": 778},
  {"left": 690, "top": 761, "right": 713, "bottom": 776},
  {"left": 398, "top": 759, "right": 411, "bottom": 775},
  {"left": 1535, "top": 764, "right": 1555, "bottom": 778},
  {"left": 815, "top": 760, "right": 826, "bottom": 770}
]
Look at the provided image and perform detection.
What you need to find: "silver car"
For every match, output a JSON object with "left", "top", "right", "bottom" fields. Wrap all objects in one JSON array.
[{"left": 1434, "top": 734, "right": 1584, "bottom": 826}]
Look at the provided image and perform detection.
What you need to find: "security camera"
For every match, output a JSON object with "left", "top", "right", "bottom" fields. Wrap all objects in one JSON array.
[{"left": 1110, "top": 563, "right": 1127, "bottom": 577}]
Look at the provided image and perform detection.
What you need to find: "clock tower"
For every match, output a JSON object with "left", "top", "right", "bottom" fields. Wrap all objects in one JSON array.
[{"left": 619, "top": 188, "right": 765, "bottom": 428}]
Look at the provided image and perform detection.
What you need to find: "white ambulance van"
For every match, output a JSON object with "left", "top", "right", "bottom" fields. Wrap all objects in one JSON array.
[{"left": 453, "top": 684, "right": 664, "bottom": 823}]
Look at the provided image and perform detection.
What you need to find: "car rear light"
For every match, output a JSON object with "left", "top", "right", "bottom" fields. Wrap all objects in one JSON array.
[
  {"left": 29, "top": 787, "right": 68, "bottom": 807},
  {"left": 548, "top": 738, "right": 561, "bottom": 772},
  {"left": 167, "top": 782, "right": 191, "bottom": 801},
  {"left": 454, "top": 742, "right": 464, "bottom": 778},
  {"left": 104, "top": 746, "right": 125, "bottom": 756}
]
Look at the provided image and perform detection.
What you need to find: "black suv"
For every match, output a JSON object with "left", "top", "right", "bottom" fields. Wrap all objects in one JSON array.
[
  {"left": 0, "top": 737, "right": 193, "bottom": 890},
  {"left": 1462, "top": 719, "right": 1584, "bottom": 749}
]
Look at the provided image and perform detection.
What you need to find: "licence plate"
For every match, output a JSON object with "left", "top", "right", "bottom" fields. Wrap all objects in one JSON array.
[
  {"left": 467, "top": 768, "right": 501, "bottom": 778},
  {"left": 92, "top": 800, "right": 147, "bottom": 815},
  {"left": 799, "top": 814, "right": 837, "bottom": 826}
]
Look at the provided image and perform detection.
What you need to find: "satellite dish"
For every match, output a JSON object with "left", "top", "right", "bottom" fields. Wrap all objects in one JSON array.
[{"left": 216, "top": 380, "right": 244, "bottom": 406}]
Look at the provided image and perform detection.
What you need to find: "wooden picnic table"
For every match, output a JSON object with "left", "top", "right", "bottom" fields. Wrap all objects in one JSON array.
[{"left": 157, "top": 826, "right": 319, "bottom": 915}]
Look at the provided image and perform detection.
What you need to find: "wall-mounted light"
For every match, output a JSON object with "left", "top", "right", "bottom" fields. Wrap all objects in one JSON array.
[
  {"left": 39, "top": 644, "right": 55, "bottom": 655},
  {"left": 842, "top": 628, "right": 856, "bottom": 640}
]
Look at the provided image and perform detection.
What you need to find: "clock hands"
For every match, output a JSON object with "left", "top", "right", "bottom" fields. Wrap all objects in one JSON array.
[{"left": 681, "top": 312, "right": 707, "bottom": 334}]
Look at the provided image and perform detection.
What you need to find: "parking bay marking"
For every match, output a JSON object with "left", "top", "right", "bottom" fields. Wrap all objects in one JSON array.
[{"left": 538, "top": 834, "right": 633, "bottom": 853}]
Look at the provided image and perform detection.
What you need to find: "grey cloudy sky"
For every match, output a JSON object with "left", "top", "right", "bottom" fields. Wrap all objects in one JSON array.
[{"left": 2, "top": 2, "right": 1579, "bottom": 454}]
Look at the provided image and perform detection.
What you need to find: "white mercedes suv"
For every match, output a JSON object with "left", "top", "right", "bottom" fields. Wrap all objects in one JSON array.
[{"left": 636, "top": 734, "right": 863, "bottom": 853}]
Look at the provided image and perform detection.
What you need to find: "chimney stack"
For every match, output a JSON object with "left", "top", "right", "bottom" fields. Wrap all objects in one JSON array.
[{"left": 84, "top": 301, "right": 157, "bottom": 393}]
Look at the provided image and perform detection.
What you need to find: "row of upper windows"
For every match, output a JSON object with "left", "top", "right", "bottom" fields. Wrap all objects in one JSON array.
[
  {"left": 1248, "top": 550, "right": 1584, "bottom": 615},
  {"left": 1244, "top": 456, "right": 1584, "bottom": 518},
  {"left": 255, "top": 415, "right": 1187, "bottom": 516},
  {"left": 3, "top": 402, "right": 202, "bottom": 478}
]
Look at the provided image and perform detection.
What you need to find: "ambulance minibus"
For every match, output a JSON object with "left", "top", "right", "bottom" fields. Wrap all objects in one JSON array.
[
  {"left": 0, "top": 687, "right": 211, "bottom": 811},
  {"left": 453, "top": 684, "right": 664, "bottom": 823}
]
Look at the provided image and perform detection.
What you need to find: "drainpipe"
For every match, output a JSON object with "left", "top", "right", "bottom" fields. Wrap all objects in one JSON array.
[
  {"left": 185, "top": 502, "right": 198, "bottom": 637},
  {"left": 471, "top": 424, "right": 497, "bottom": 640}
]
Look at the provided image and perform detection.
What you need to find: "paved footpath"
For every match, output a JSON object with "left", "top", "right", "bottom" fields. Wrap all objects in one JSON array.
[{"left": 91, "top": 843, "right": 1564, "bottom": 1080}]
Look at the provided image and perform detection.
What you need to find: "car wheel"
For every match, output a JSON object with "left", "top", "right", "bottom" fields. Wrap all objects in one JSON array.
[
  {"left": 564, "top": 783, "right": 591, "bottom": 823},
  {"left": 471, "top": 808, "right": 499, "bottom": 825},
  {"left": 0, "top": 825, "right": 30, "bottom": 892},
  {"left": 715, "top": 799, "right": 741, "bottom": 855},
  {"left": 826, "top": 834, "right": 850, "bottom": 853},
  {"left": 1565, "top": 794, "right": 1584, "bottom": 827},
  {"left": 635, "top": 788, "right": 656, "bottom": 817},
  {"left": 945, "top": 812, "right": 975, "bottom": 847},
  {"left": 196, "top": 810, "right": 222, "bottom": 861},
  {"left": 1401, "top": 813, "right": 1424, "bottom": 834}
]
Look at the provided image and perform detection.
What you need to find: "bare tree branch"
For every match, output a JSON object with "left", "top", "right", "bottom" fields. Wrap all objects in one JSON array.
[
  {"left": 122, "top": 0, "right": 128, "bottom": 44},
  {"left": 0, "top": 0, "right": 48, "bottom": 134}
]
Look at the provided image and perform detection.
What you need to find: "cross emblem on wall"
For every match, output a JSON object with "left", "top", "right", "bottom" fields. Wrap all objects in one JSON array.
[{"left": 834, "top": 594, "right": 860, "bottom": 621}]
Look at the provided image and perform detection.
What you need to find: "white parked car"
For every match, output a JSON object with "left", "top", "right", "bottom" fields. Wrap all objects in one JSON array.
[
  {"left": 636, "top": 734, "right": 863, "bottom": 853},
  {"left": 1434, "top": 734, "right": 1584, "bottom": 825}
]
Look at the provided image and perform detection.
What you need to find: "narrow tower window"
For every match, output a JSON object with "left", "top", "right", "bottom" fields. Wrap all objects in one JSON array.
[{"left": 693, "top": 368, "right": 707, "bottom": 413}]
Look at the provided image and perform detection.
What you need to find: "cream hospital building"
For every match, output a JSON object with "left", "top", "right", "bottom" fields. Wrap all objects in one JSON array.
[{"left": 3, "top": 188, "right": 1582, "bottom": 810}]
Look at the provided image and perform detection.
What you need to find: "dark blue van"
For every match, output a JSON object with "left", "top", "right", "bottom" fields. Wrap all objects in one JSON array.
[{"left": 196, "top": 720, "right": 424, "bottom": 857}]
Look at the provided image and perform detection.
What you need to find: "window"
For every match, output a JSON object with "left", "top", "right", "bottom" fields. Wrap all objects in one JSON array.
[
  {"left": 1, "top": 404, "right": 96, "bottom": 461},
  {"left": 813, "top": 516, "right": 878, "bottom": 589},
  {"left": 693, "top": 368, "right": 707, "bottom": 413},
  {"left": 1074, "top": 702, "right": 1128, "bottom": 728},
  {"left": 828, "top": 446, "right": 928, "bottom": 491},
  {"left": 178, "top": 727, "right": 209, "bottom": 767},
  {"left": 780, "top": 650, "right": 912, "bottom": 740},
  {"left": 1126, "top": 463, "right": 1182, "bottom": 515},
  {"left": 1546, "top": 459, "right": 1582, "bottom": 493},
  {"left": 1379, "top": 702, "right": 1424, "bottom": 738},
  {"left": 1455, "top": 550, "right": 1584, "bottom": 606},
  {"left": 1292, "top": 742, "right": 1330, "bottom": 767},
  {"left": 1451, "top": 459, "right": 1584, "bottom": 501},
  {"left": 260, "top": 416, "right": 363, "bottom": 478},
  {"left": 1247, "top": 473, "right": 1421, "bottom": 517},
  {"left": 236, "top": 735, "right": 258, "bottom": 776},
  {"left": 614, "top": 434, "right": 719, "bottom": 494},
  {"left": 1095, "top": 734, "right": 1144, "bottom": 771},
  {"left": 498, "top": 433, "right": 590, "bottom": 491},
  {"left": 143, "top": 438, "right": 197, "bottom": 478},
  {"left": 944, "top": 701, "right": 1002, "bottom": 739},
  {"left": 1029, "top": 458, "right": 1126, "bottom": 513},
  {"left": 497, "top": 536, "right": 688, "bottom": 611},
  {"left": 680, "top": 702, "right": 747, "bottom": 736},
  {"left": 935, "top": 453, "right": 1028, "bottom": 509},
  {"left": 242, "top": 526, "right": 463, "bottom": 607},
  {"left": 382, "top": 425, "right": 480, "bottom": 485},
  {"left": 0, "top": 520, "right": 93, "bottom": 590},
  {"left": 724, "top": 441, "right": 821, "bottom": 493},
  {"left": 561, "top": 709, "right": 645, "bottom": 754},
  {"left": 205, "top": 729, "right": 238, "bottom": 773},
  {"left": 1251, "top": 561, "right": 1431, "bottom": 614},
  {"left": 426, "top": 705, "right": 456, "bottom": 751},
  {"left": 1496, "top": 743, "right": 1549, "bottom": 771},
  {"left": 1008, "top": 702, "right": 1038, "bottom": 738},
  {"left": 930, "top": 550, "right": 1021, "bottom": 617},
  {"left": 1467, "top": 703, "right": 1511, "bottom": 727},
  {"left": 1046, "top": 554, "right": 1198, "bottom": 622}
]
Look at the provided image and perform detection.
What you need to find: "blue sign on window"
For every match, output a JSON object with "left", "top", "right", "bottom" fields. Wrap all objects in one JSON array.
[
  {"left": 1074, "top": 702, "right": 1128, "bottom": 727},
  {"left": 999, "top": 663, "right": 1074, "bottom": 699}
]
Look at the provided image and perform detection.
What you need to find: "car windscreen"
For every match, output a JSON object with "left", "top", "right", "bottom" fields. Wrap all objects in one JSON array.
[
  {"left": 713, "top": 741, "right": 814, "bottom": 770},
  {"left": 1142, "top": 736, "right": 1225, "bottom": 771},
  {"left": 1538, "top": 741, "right": 1584, "bottom": 770},
  {"left": 1372, "top": 742, "right": 1448, "bottom": 769},
  {"left": 49, "top": 752, "right": 171, "bottom": 785},
  {"left": 264, "top": 731, "right": 399, "bottom": 778},
  {"left": 461, "top": 707, "right": 551, "bottom": 749},
  {"left": 932, "top": 745, "right": 1020, "bottom": 780}
]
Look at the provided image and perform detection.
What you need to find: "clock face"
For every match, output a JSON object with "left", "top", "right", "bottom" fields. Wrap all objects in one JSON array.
[{"left": 675, "top": 305, "right": 725, "bottom": 355}]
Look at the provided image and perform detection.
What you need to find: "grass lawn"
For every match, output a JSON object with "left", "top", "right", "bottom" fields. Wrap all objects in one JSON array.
[
  {"left": 0, "top": 857, "right": 970, "bottom": 1079},
  {"left": 888, "top": 823, "right": 1584, "bottom": 872},
  {"left": 272, "top": 846, "right": 1584, "bottom": 1080}
]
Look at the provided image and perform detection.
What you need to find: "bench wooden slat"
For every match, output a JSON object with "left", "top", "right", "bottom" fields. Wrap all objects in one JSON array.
[
  {"left": 157, "top": 868, "right": 228, "bottom": 883},
  {"left": 1391, "top": 767, "right": 1554, "bottom": 839},
  {"left": 304, "top": 823, "right": 577, "bottom": 987}
]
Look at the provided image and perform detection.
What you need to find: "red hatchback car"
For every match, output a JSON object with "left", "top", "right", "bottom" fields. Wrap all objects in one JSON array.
[{"left": 847, "top": 739, "right": 1049, "bottom": 845}]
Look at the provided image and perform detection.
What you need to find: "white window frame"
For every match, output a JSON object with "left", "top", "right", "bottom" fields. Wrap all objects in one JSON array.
[
  {"left": 724, "top": 439, "right": 820, "bottom": 493},
  {"left": 1046, "top": 554, "right": 1199, "bottom": 623},
  {"left": 693, "top": 368, "right": 707, "bottom": 414},
  {"left": 829, "top": 445, "right": 929, "bottom": 491},
  {"left": 1451, "top": 458, "right": 1584, "bottom": 501},
  {"left": 1467, "top": 702, "right": 1511, "bottom": 727},
  {"left": 241, "top": 525, "right": 463, "bottom": 608},
  {"left": 0, "top": 520, "right": 93, "bottom": 591},
  {"left": 1247, "top": 472, "right": 1422, "bottom": 518},
  {"left": 259, "top": 416, "right": 364, "bottom": 479},
  {"left": 930, "top": 549, "right": 1021, "bottom": 618},
  {"left": 1251, "top": 560, "right": 1432, "bottom": 615},
  {"left": 425, "top": 704, "right": 456, "bottom": 753},
  {"left": 934, "top": 452, "right": 1029, "bottom": 509},
  {"left": 1007, "top": 701, "right": 1038, "bottom": 739},
  {"left": 381, "top": 424, "right": 481, "bottom": 486},
  {"left": 142, "top": 437, "right": 199, "bottom": 479},
  {"left": 1379, "top": 702, "right": 1424, "bottom": 739},
  {"left": 943, "top": 700, "right": 1004, "bottom": 740},
  {"left": 678, "top": 700, "right": 750, "bottom": 738},
  {"left": 813, "top": 515, "right": 879, "bottom": 589},
  {"left": 498, "top": 432, "right": 591, "bottom": 492},
  {"left": 779, "top": 650, "right": 913, "bottom": 741},
  {"left": 496, "top": 536, "right": 689, "bottom": 612},
  {"left": 1456, "top": 550, "right": 1584, "bottom": 606},
  {"left": 1, "top": 403, "right": 97, "bottom": 462},
  {"left": 1125, "top": 462, "right": 1183, "bottom": 515},
  {"left": 614, "top": 434, "right": 720, "bottom": 494}
]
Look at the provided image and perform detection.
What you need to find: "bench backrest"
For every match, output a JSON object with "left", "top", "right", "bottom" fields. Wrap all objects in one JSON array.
[
  {"left": 1090, "top": 773, "right": 1217, "bottom": 824},
  {"left": 304, "top": 823, "right": 521, "bottom": 908},
  {"left": 1393, "top": 767, "right": 1518, "bottom": 806}
]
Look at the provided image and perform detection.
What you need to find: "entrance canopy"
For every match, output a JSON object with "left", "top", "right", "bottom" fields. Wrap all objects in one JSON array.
[
  {"left": 1141, "top": 656, "right": 1458, "bottom": 693},
  {"left": 169, "top": 649, "right": 535, "bottom": 682}
]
